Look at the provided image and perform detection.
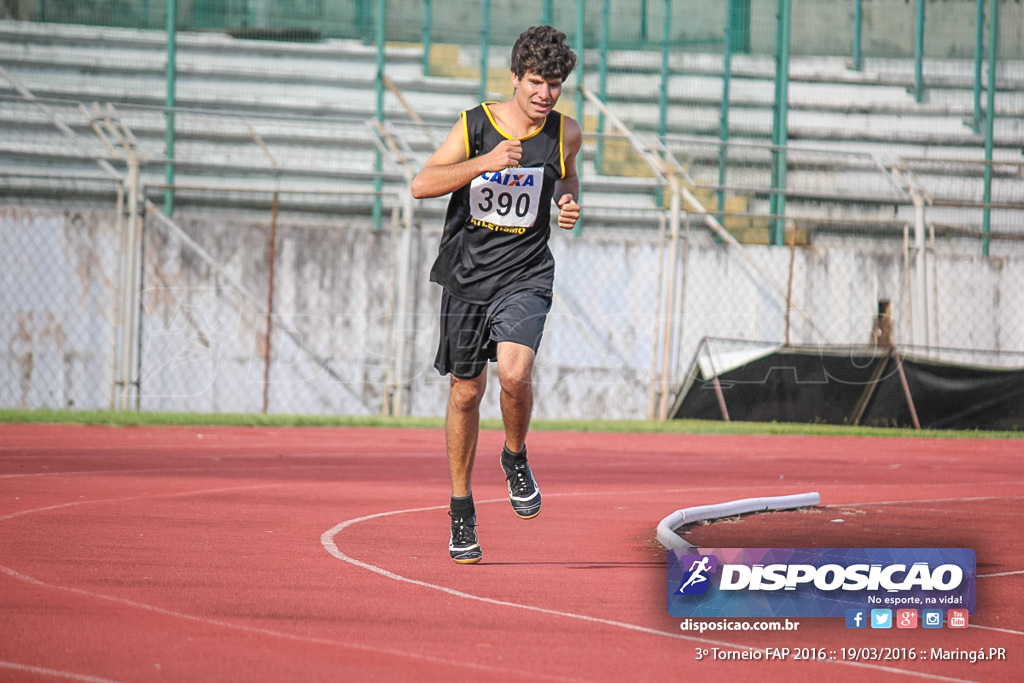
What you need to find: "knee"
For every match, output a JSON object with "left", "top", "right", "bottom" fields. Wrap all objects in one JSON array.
[
  {"left": 498, "top": 363, "right": 532, "bottom": 396},
  {"left": 449, "top": 376, "right": 485, "bottom": 413}
]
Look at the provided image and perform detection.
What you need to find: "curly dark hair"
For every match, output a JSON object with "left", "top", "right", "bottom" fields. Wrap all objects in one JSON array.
[{"left": 510, "top": 25, "right": 578, "bottom": 81}]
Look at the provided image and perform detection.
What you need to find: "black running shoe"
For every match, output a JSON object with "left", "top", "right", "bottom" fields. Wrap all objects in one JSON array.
[
  {"left": 448, "top": 512, "right": 481, "bottom": 564},
  {"left": 501, "top": 447, "right": 541, "bottom": 519}
]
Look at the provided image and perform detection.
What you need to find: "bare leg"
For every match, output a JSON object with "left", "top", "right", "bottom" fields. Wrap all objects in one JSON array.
[
  {"left": 446, "top": 370, "right": 487, "bottom": 498},
  {"left": 496, "top": 342, "right": 536, "bottom": 452}
]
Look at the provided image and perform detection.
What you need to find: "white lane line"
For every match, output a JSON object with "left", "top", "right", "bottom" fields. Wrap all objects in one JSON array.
[
  {"left": 978, "top": 570, "right": 1024, "bottom": 578},
  {"left": 0, "top": 564, "right": 583, "bottom": 680},
  {"left": 0, "top": 564, "right": 587, "bottom": 682},
  {"left": 0, "top": 661, "right": 124, "bottom": 683},
  {"left": 0, "top": 485, "right": 588, "bottom": 681},
  {"left": 969, "top": 624, "right": 1024, "bottom": 636},
  {"left": 1, "top": 467, "right": 1012, "bottom": 679},
  {"left": 826, "top": 495, "right": 1024, "bottom": 507},
  {"left": 322, "top": 500, "right": 983, "bottom": 683},
  {"left": 822, "top": 498, "right": 1024, "bottom": 583},
  {"left": 0, "top": 483, "right": 293, "bottom": 521}
]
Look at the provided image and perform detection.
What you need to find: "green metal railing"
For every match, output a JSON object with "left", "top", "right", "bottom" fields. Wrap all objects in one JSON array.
[
  {"left": 163, "top": 0, "right": 176, "bottom": 216},
  {"left": 768, "top": 0, "right": 792, "bottom": 246},
  {"left": 373, "top": 0, "right": 385, "bottom": 229},
  {"left": 912, "top": 0, "right": 926, "bottom": 103},
  {"left": 981, "top": 0, "right": 998, "bottom": 257},
  {"left": 20, "top": 0, "right": 1012, "bottom": 253}
]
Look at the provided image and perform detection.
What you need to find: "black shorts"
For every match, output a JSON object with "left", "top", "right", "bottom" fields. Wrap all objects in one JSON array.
[{"left": 434, "top": 288, "right": 553, "bottom": 379}]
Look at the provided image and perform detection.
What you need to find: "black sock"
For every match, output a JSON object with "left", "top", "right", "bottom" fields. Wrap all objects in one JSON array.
[
  {"left": 450, "top": 495, "right": 475, "bottom": 518},
  {"left": 501, "top": 443, "right": 527, "bottom": 468}
]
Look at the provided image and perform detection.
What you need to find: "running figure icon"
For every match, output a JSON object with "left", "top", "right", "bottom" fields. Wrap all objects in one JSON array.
[{"left": 679, "top": 556, "right": 713, "bottom": 593}]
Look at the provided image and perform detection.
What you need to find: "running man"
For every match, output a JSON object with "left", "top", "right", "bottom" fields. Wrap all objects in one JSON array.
[{"left": 411, "top": 25, "right": 582, "bottom": 564}]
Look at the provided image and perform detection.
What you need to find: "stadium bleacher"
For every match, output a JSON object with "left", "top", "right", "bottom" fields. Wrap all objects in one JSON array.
[{"left": 1, "top": 18, "right": 1021, "bottom": 237}]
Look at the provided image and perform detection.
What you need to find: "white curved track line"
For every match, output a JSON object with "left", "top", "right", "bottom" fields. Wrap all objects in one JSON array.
[
  {"left": 978, "top": 569, "right": 1024, "bottom": 578},
  {"left": 321, "top": 501, "right": 982, "bottom": 683},
  {"left": 0, "top": 464, "right": 354, "bottom": 522},
  {"left": 821, "top": 498, "right": 1024, "bottom": 584},
  {"left": 0, "top": 564, "right": 556, "bottom": 680},
  {"left": 827, "top": 495, "right": 1024, "bottom": 507},
  {"left": 0, "top": 463, "right": 349, "bottom": 480},
  {"left": 1, "top": 466, "right": 1014, "bottom": 680},
  {"left": 970, "top": 624, "right": 1024, "bottom": 636},
  {"left": 0, "top": 661, "right": 124, "bottom": 683},
  {"left": 0, "top": 479, "right": 582, "bottom": 681},
  {"left": 0, "top": 483, "right": 297, "bottom": 522}
]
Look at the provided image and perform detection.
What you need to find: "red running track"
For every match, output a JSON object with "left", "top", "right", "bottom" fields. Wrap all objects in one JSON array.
[{"left": 0, "top": 424, "right": 1021, "bottom": 682}]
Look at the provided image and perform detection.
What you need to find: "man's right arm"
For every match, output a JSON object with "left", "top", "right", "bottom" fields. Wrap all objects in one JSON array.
[{"left": 411, "top": 120, "right": 523, "bottom": 199}]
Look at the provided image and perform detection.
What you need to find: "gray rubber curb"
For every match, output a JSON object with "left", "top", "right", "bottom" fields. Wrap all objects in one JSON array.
[{"left": 656, "top": 492, "right": 821, "bottom": 550}]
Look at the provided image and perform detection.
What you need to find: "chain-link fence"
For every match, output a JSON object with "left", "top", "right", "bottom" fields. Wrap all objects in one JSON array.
[{"left": 2, "top": 2, "right": 1023, "bottom": 422}]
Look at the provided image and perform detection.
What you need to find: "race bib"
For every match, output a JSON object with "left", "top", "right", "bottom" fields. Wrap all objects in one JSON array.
[{"left": 469, "top": 167, "right": 543, "bottom": 228}]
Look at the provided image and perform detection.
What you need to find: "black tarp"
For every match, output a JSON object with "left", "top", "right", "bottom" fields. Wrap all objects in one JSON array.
[{"left": 670, "top": 344, "right": 1024, "bottom": 431}]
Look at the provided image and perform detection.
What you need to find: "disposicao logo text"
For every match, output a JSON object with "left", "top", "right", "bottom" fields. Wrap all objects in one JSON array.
[{"left": 667, "top": 548, "right": 975, "bottom": 619}]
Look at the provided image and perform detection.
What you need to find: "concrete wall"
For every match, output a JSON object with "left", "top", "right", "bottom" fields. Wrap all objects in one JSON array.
[{"left": 4, "top": 205, "right": 1022, "bottom": 419}]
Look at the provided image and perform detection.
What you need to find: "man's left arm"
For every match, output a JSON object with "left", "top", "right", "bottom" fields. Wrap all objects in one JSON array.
[{"left": 554, "top": 117, "right": 583, "bottom": 231}]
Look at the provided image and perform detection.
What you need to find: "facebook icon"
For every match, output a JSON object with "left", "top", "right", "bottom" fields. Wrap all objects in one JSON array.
[{"left": 846, "top": 609, "right": 867, "bottom": 629}]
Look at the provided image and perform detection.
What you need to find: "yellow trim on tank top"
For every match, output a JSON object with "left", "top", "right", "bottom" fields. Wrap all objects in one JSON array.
[
  {"left": 460, "top": 110, "right": 470, "bottom": 159},
  {"left": 480, "top": 102, "right": 547, "bottom": 141},
  {"left": 558, "top": 114, "right": 565, "bottom": 179}
]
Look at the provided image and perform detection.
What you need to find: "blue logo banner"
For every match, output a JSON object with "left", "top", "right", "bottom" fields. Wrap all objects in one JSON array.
[{"left": 667, "top": 548, "right": 976, "bottom": 618}]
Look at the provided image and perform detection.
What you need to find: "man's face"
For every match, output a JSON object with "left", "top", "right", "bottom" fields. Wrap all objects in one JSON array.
[{"left": 512, "top": 70, "right": 563, "bottom": 122}]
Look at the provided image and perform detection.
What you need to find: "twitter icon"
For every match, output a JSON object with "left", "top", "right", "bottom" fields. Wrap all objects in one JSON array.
[{"left": 871, "top": 609, "right": 893, "bottom": 629}]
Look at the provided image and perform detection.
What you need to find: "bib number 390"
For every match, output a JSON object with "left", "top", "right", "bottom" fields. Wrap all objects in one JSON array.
[{"left": 469, "top": 166, "right": 543, "bottom": 228}]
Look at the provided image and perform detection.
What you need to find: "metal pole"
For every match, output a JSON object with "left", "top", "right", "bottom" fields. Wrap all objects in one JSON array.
[
  {"left": 247, "top": 122, "right": 282, "bottom": 415},
  {"left": 785, "top": 225, "right": 796, "bottom": 345},
  {"left": 894, "top": 350, "right": 922, "bottom": 429},
  {"left": 263, "top": 191, "right": 278, "bottom": 414},
  {"left": 373, "top": 0, "right": 385, "bottom": 229},
  {"left": 421, "top": 0, "right": 432, "bottom": 77},
  {"left": 658, "top": 0, "right": 671, "bottom": 140},
  {"left": 913, "top": 0, "right": 925, "bottom": 103},
  {"left": 718, "top": 0, "right": 735, "bottom": 229},
  {"left": 769, "top": 0, "right": 792, "bottom": 245},
  {"left": 673, "top": 210, "right": 692, "bottom": 390},
  {"left": 164, "top": 0, "right": 176, "bottom": 216},
  {"left": 573, "top": 0, "right": 586, "bottom": 237},
  {"left": 392, "top": 179, "right": 415, "bottom": 416},
  {"left": 574, "top": 0, "right": 586, "bottom": 125},
  {"left": 910, "top": 187, "right": 928, "bottom": 350},
  {"left": 357, "top": 0, "right": 372, "bottom": 42},
  {"left": 119, "top": 151, "right": 142, "bottom": 410},
  {"left": 375, "top": 2, "right": 385, "bottom": 116},
  {"left": 981, "top": 0, "right": 998, "bottom": 256},
  {"left": 732, "top": 0, "right": 751, "bottom": 53},
  {"left": 971, "top": 0, "right": 984, "bottom": 132},
  {"left": 852, "top": 0, "right": 863, "bottom": 71},
  {"left": 648, "top": 210, "right": 668, "bottom": 420},
  {"left": 704, "top": 340, "right": 731, "bottom": 422},
  {"left": 131, "top": 192, "right": 145, "bottom": 412},
  {"left": 109, "top": 181, "right": 126, "bottom": 410},
  {"left": 478, "top": 0, "right": 491, "bottom": 103},
  {"left": 658, "top": 175, "right": 682, "bottom": 420},
  {"left": 543, "top": 0, "right": 553, "bottom": 26},
  {"left": 372, "top": 119, "right": 418, "bottom": 416},
  {"left": 595, "top": 0, "right": 610, "bottom": 174}
]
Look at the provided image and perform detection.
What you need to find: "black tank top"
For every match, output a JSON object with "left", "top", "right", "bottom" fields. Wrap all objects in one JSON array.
[{"left": 429, "top": 103, "right": 565, "bottom": 304}]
